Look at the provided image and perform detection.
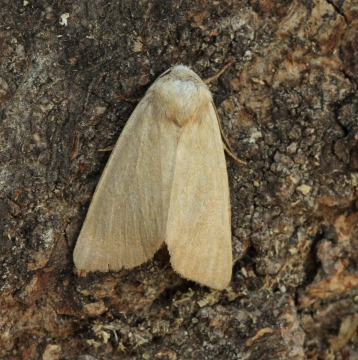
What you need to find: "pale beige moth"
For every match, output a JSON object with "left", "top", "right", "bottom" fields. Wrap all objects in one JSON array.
[{"left": 74, "top": 65, "right": 239, "bottom": 290}]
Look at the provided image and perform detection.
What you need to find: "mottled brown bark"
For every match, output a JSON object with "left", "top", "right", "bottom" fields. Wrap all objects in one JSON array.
[{"left": 1, "top": 0, "right": 357, "bottom": 359}]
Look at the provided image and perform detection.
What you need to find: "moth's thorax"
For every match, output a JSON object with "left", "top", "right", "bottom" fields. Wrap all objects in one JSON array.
[{"left": 149, "top": 66, "right": 213, "bottom": 128}]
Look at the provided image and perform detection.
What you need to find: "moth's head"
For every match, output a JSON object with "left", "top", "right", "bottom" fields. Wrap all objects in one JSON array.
[
  {"left": 162, "top": 65, "right": 204, "bottom": 83},
  {"left": 149, "top": 66, "right": 213, "bottom": 127}
]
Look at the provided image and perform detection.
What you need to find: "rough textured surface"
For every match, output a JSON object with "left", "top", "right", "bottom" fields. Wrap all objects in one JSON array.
[{"left": 0, "top": 0, "right": 357, "bottom": 359}]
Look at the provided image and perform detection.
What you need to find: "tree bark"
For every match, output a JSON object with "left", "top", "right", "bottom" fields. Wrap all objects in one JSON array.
[{"left": 1, "top": 0, "right": 357, "bottom": 359}]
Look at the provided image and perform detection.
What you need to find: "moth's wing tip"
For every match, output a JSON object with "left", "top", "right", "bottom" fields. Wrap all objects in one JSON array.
[
  {"left": 73, "top": 248, "right": 122, "bottom": 273},
  {"left": 73, "top": 260, "right": 112, "bottom": 274},
  {"left": 168, "top": 255, "right": 232, "bottom": 291},
  {"left": 73, "top": 243, "right": 156, "bottom": 274}
]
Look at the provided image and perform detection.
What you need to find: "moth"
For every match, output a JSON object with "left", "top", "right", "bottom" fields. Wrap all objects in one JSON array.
[{"left": 73, "top": 65, "right": 244, "bottom": 290}]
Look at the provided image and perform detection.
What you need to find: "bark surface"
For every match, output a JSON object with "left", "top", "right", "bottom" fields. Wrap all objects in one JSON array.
[{"left": 1, "top": 1, "right": 357, "bottom": 359}]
